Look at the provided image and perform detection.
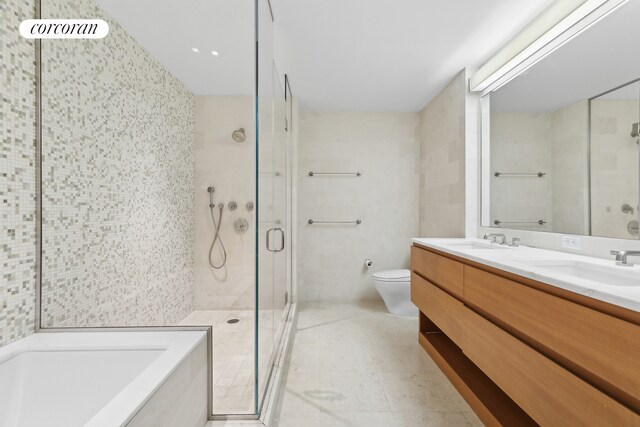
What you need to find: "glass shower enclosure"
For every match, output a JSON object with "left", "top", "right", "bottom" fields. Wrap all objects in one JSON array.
[
  {"left": 256, "top": 0, "right": 293, "bottom": 415},
  {"left": 36, "top": 0, "right": 293, "bottom": 420},
  {"left": 589, "top": 79, "right": 640, "bottom": 239}
]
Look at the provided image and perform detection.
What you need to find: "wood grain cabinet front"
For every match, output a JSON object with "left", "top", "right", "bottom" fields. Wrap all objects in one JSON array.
[
  {"left": 410, "top": 244, "right": 640, "bottom": 427},
  {"left": 411, "top": 245, "right": 464, "bottom": 298},
  {"left": 462, "top": 300, "right": 639, "bottom": 426},
  {"left": 464, "top": 265, "right": 640, "bottom": 412},
  {"left": 411, "top": 272, "right": 466, "bottom": 347}
]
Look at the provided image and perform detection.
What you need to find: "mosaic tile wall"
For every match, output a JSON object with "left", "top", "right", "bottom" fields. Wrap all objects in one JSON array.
[
  {"left": 39, "top": 0, "right": 195, "bottom": 327},
  {"left": 0, "top": 0, "right": 37, "bottom": 346}
]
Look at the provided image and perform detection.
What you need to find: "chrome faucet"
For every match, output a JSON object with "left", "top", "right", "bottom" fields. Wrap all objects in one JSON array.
[
  {"left": 610, "top": 250, "right": 640, "bottom": 266},
  {"left": 483, "top": 233, "right": 507, "bottom": 245}
]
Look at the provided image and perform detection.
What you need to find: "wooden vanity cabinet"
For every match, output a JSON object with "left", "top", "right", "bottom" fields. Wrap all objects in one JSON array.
[{"left": 411, "top": 244, "right": 640, "bottom": 427}]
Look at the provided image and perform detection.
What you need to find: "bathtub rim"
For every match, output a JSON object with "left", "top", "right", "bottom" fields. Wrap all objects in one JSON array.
[{"left": 1, "top": 327, "right": 212, "bottom": 426}]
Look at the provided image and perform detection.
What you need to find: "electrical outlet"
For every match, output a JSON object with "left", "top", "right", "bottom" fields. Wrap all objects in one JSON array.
[{"left": 561, "top": 236, "right": 581, "bottom": 250}]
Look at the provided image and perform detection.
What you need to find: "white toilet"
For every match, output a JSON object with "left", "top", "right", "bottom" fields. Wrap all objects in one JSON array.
[{"left": 372, "top": 269, "right": 418, "bottom": 317}]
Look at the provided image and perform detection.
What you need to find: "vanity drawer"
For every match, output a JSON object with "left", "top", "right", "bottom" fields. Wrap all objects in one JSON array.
[
  {"left": 464, "top": 266, "right": 640, "bottom": 411},
  {"left": 411, "top": 272, "right": 465, "bottom": 347},
  {"left": 462, "top": 304, "right": 640, "bottom": 426},
  {"left": 411, "top": 245, "right": 464, "bottom": 298}
]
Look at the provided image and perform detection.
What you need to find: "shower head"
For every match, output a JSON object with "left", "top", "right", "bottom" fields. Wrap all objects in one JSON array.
[{"left": 232, "top": 128, "right": 246, "bottom": 143}]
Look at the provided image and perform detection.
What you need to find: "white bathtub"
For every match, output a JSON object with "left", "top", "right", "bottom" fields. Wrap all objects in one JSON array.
[{"left": 0, "top": 330, "right": 208, "bottom": 427}]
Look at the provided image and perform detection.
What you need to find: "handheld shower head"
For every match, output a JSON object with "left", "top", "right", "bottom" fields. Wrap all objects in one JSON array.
[
  {"left": 232, "top": 128, "right": 246, "bottom": 143},
  {"left": 207, "top": 187, "right": 215, "bottom": 207}
]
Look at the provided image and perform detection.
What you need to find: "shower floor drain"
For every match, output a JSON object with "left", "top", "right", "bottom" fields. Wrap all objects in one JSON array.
[{"left": 227, "top": 319, "right": 240, "bottom": 324}]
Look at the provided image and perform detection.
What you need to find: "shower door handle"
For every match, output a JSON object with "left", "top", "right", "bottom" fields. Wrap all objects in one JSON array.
[
  {"left": 266, "top": 228, "right": 275, "bottom": 252},
  {"left": 274, "top": 228, "right": 285, "bottom": 253},
  {"left": 266, "top": 227, "right": 285, "bottom": 252}
]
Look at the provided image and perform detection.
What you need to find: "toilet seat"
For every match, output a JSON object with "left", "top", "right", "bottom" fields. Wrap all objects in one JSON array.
[{"left": 372, "top": 269, "right": 410, "bottom": 283}]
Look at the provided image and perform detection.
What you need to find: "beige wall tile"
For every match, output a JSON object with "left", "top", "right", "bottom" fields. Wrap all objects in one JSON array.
[
  {"left": 297, "top": 112, "right": 420, "bottom": 302},
  {"left": 194, "top": 96, "right": 256, "bottom": 310},
  {"left": 419, "top": 71, "right": 466, "bottom": 237}
]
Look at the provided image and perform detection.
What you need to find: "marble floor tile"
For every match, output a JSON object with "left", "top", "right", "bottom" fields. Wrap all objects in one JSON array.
[
  {"left": 280, "top": 371, "right": 322, "bottom": 413},
  {"left": 392, "top": 410, "right": 475, "bottom": 427},
  {"left": 318, "top": 343, "right": 377, "bottom": 373},
  {"left": 275, "top": 302, "right": 478, "bottom": 427},
  {"left": 369, "top": 344, "right": 440, "bottom": 374},
  {"left": 275, "top": 410, "right": 338, "bottom": 427},
  {"left": 286, "top": 343, "right": 321, "bottom": 374},
  {"left": 314, "top": 370, "right": 390, "bottom": 412},
  {"left": 380, "top": 372, "right": 469, "bottom": 412},
  {"left": 181, "top": 309, "right": 261, "bottom": 415}
]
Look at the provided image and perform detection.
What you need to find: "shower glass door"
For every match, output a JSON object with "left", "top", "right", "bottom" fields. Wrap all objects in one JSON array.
[
  {"left": 272, "top": 62, "right": 290, "bottom": 366},
  {"left": 589, "top": 80, "right": 640, "bottom": 239},
  {"left": 37, "top": 0, "right": 289, "bottom": 418},
  {"left": 255, "top": 62, "right": 290, "bottom": 413},
  {"left": 256, "top": 0, "right": 292, "bottom": 414}
]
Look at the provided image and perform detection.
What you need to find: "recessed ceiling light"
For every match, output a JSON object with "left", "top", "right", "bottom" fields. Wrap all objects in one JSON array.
[
  {"left": 211, "top": 51, "right": 219, "bottom": 56},
  {"left": 191, "top": 47, "right": 199, "bottom": 53}
]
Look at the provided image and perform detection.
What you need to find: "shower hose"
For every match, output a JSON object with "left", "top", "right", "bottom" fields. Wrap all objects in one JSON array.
[{"left": 208, "top": 191, "right": 227, "bottom": 269}]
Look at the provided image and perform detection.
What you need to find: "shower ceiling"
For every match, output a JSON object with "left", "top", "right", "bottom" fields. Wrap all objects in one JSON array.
[{"left": 96, "top": 0, "right": 255, "bottom": 96}]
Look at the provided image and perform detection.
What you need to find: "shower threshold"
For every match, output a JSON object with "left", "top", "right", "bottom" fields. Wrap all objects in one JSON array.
[{"left": 180, "top": 304, "right": 296, "bottom": 423}]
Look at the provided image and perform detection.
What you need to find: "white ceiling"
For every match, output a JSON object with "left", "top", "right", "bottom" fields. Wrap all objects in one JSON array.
[
  {"left": 96, "top": 0, "right": 255, "bottom": 96},
  {"left": 270, "top": 0, "right": 554, "bottom": 112},
  {"left": 492, "top": 0, "right": 640, "bottom": 113},
  {"left": 96, "top": 0, "right": 556, "bottom": 111}
]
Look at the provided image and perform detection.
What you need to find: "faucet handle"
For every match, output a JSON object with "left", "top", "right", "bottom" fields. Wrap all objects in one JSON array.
[{"left": 509, "top": 238, "right": 521, "bottom": 247}]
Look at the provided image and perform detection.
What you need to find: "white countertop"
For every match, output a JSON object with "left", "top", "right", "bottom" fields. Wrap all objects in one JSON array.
[{"left": 412, "top": 238, "right": 640, "bottom": 313}]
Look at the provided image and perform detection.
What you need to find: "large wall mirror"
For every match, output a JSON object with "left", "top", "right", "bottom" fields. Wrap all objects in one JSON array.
[{"left": 481, "top": 0, "right": 640, "bottom": 240}]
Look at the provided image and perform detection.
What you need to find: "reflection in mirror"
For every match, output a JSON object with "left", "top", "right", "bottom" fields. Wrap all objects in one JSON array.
[
  {"left": 482, "top": 0, "right": 640, "bottom": 239},
  {"left": 590, "top": 81, "right": 640, "bottom": 239}
]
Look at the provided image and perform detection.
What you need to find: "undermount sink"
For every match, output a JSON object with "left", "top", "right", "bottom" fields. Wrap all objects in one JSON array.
[
  {"left": 446, "top": 242, "right": 510, "bottom": 250},
  {"left": 521, "top": 260, "right": 640, "bottom": 287}
]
